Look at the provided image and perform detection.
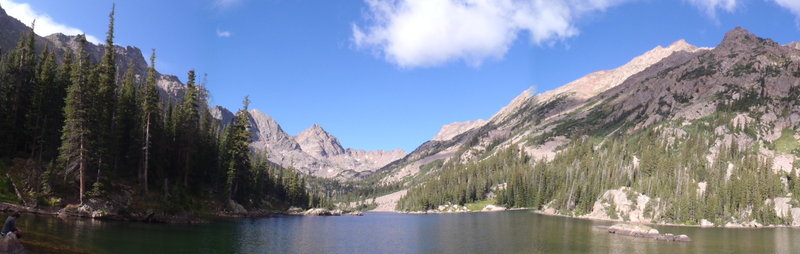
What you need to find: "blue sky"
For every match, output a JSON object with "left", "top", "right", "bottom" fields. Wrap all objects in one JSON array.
[{"left": 1, "top": 0, "right": 799, "bottom": 152}]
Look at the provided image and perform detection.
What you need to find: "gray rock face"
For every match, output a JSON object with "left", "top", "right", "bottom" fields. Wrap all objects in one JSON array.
[
  {"left": 296, "top": 124, "right": 345, "bottom": 158},
  {"left": 209, "top": 106, "right": 234, "bottom": 126},
  {"left": 248, "top": 109, "right": 300, "bottom": 152}
]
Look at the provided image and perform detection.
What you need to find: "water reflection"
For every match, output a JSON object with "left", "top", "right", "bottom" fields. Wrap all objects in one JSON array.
[{"left": 9, "top": 211, "right": 800, "bottom": 253}]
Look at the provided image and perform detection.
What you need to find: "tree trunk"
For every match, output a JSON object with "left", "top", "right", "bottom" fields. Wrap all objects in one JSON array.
[
  {"left": 79, "top": 135, "right": 85, "bottom": 205},
  {"left": 143, "top": 116, "right": 150, "bottom": 194}
]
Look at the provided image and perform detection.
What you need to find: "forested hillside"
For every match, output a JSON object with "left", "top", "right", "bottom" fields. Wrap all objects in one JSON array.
[
  {"left": 392, "top": 28, "right": 800, "bottom": 227},
  {"left": 0, "top": 5, "right": 323, "bottom": 221}
]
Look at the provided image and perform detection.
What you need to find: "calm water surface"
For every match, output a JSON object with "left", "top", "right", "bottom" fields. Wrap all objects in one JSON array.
[{"left": 13, "top": 210, "right": 800, "bottom": 253}]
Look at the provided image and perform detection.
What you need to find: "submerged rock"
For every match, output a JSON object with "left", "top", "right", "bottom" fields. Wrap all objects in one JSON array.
[{"left": 608, "top": 224, "right": 691, "bottom": 242}]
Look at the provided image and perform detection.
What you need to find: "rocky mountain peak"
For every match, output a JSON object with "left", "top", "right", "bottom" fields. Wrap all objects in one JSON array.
[
  {"left": 248, "top": 109, "right": 300, "bottom": 151},
  {"left": 296, "top": 124, "right": 345, "bottom": 158},
  {"left": 719, "top": 27, "right": 778, "bottom": 50},
  {"left": 666, "top": 39, "right": 697, "bottom": 52}
]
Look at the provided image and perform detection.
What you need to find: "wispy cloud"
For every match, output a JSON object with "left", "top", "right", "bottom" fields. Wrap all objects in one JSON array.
[
  {"left": 216, "top": 28, "right": 232, "bottom": 38},
  {"left": 352, "top": 0, "right": 633, "bottom": 68},
  {"left": 683, "top": 0, "right": 737, "bottom": 18},
  {"left": 0, "top": 0, "right": 100, "bottom": 44},
  {"left": 214, "top": 0, "right": 243, "bottom": 10},
  {"left": 773, "top": 0, "right": 800, "bottom": 19}
]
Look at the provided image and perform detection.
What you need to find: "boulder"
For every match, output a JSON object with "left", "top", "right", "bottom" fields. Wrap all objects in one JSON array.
[
  {"left": 608, "top": 224, "right": 690, "bottom": 242},
  {"left": 0, "top": 234, "right": 28, "bottom": 254},
  {"left": 227, "top": 200, "right": 248, "bottom": 214}
]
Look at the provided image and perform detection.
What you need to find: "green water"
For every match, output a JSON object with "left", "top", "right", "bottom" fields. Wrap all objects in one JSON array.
[{"left": 10, "top": 210, "right": 800, "bottom": 253}]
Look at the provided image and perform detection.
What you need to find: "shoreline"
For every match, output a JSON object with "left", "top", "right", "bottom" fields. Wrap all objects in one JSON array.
[
  {"left": 381, "top": 205, "right": 800, "bottom": 229},
  {"left": 6, "top": 200, "right": 796, "bottom": 230}
]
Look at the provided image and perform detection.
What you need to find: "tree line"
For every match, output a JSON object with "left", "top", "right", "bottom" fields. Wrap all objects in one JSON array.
[
  {"left": 399, "top": 111, "right": 794, "bottom": 225},
  {"left": 0, "top": 5, "right": 320, "bottom": 212}
]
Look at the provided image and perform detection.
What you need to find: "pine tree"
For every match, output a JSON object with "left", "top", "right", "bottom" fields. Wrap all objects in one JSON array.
[
  {"left": 58, "top": 35, "right": 93, "bottom": 204},
  {"left": 178, "top": 70, "right": 200, "bottom": 186},
  {"left": 224, "top": 96, "right": 252, "bottom": 202},
  {"left": 96, "top": 4, "right": 118, "bottom": 186},
  {"left": 141, "top": 49, "right": 161, "bottom": 193}
]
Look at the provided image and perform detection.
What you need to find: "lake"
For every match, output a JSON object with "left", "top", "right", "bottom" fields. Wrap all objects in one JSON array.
[{"left": 11, "top": 210, "right": 800, "bottom": 253}]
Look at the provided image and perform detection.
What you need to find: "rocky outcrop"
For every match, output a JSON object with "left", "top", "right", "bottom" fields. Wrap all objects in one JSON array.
[
  {"left": 607, "top": 224, "right": 691, "bottom": 242},
  {"left": 584, "top": 187, "right": 656, "bottom": 223},
  {"left": 301, "top": 208, "right": 363, "bottom": 216}
]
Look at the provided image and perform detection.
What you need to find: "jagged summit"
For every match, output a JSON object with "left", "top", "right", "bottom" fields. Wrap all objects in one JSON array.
[
  {"left": 719, "top": 27, "right": 779, "bottom": 50},
  {"left": 296, "top": 124, "right": 345, "bottom": 158}
]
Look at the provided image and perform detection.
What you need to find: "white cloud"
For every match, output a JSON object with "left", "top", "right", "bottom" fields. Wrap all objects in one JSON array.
[
  {"left": 216, "top": 29, "right": 232, "bottom": 38},
  {"left": 773, "top": 0, "right": 800, "bottom": 17},
  {"left": 0, "top": 0, "right": 100, "bottom": 44},
  {"left": 684, "top": 0, "right": 737, "bottom": 18},
  {"left": 352, "top": 0, "right": 632, "bottom": 68}
]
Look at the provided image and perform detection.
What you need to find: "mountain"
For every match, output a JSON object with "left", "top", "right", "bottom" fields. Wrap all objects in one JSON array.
[
  {"left": 209, "top": 108, "right": 407, "bottom": 179},
  {"left": 374, "top": 36, "right": 707, "bottom": 186},
  {"left": 378, "top": 27, "right": 800, "bottom": 227}
]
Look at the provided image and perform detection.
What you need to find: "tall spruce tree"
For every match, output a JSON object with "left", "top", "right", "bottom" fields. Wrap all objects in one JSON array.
[
  {"left": 96, "top": 4, "right": 118, "bottom": 185},
  {"left": 224, "top": 96, "right": 252, "bottom": 202},
  {"left": 141, "top": 49, "right": 161, "bottom": 193},
  {"left": 59, "top": 35, "right": 93, "bottom": 204},
  {"left": 178, "top": 70, "right": 200, "bottom": 186}
]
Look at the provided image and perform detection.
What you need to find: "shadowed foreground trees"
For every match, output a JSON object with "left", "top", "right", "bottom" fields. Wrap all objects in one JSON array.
[{"left": 0, "top": 5, "right": 321, "bottom": 213}]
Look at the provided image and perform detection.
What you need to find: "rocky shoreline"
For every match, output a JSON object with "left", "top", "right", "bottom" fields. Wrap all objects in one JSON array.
[{"left": 0, "top": 201, "right": 368, "bottom": 226}]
